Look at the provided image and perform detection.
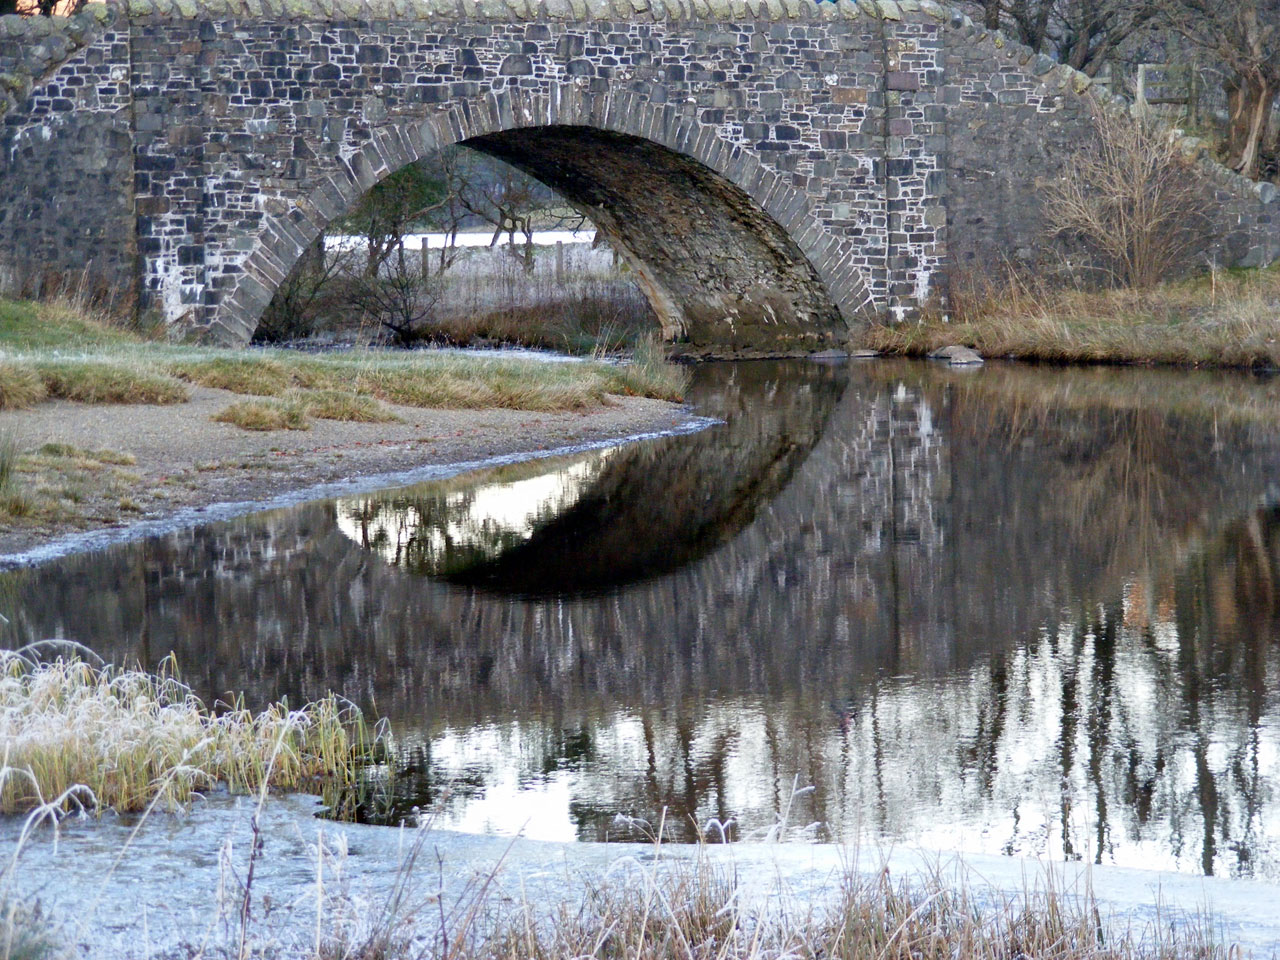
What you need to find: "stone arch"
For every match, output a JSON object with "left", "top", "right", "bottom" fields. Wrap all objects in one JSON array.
[{"left": 223, "top": 84, "right": 875, "bottom": 355}]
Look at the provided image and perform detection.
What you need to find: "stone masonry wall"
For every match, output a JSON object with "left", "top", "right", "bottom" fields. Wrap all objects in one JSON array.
[
  {"left": 0, "top": 0, "right": 1277, "bottom": 349},
  {"left": 0, "top": 7, "right": 136, "bottom": 298},
  {"left": 942, "top": 17, "right": 1280, "bottom": 284}
]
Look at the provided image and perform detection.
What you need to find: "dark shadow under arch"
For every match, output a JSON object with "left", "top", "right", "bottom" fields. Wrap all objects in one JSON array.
[{"left": 462, "top": 126, "right": 845, "bottom": 356}]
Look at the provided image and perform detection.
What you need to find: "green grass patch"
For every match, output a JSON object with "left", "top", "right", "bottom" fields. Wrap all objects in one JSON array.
[
  {"left": 34, "top": 360, "right": 188, "bottom": 405},
  {"left": 0, "top": 298, "right": 140, "bottom": 350},
  {"left": 213, "top": 398, "right": 312, "bottom": 432}
]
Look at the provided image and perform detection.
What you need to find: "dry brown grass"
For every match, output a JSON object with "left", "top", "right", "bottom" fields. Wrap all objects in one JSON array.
[
  {"left": 313, "top": 828, "right": 1226, "bottom": 960},
  {"left": 861, "top": 265, "right": 1280, "bottom": 368}
]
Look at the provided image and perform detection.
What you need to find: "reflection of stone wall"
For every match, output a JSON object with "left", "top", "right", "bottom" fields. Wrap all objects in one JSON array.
[{"left": 5, "top": 362, "right": 1280, "bottom": 869}]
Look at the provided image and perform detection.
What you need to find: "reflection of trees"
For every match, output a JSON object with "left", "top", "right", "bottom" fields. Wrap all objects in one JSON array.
[{"left": 6, "top": 362, "right": 1280, "bottom": 869}]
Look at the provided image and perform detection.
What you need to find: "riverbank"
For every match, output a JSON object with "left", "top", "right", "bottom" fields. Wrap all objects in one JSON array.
[
  {"left": 858, "top": 263, "right": 1280, "bottom": 368},
  {"left": 0, "top": 297, "right": 689, "bottom": 557},
  {"left": 3, "top": 789, "right": 1263, "bottom": 960},
  {"left": 0, "top": 385, "right": 688, "bottom": 558}
]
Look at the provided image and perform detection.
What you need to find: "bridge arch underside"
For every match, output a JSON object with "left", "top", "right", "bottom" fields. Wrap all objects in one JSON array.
[
  {"left": 243, "top": 125, "right": 856, "bottom": 357},
  {"left": 455, "top": 127, "right": 848, "bottom": 357}
]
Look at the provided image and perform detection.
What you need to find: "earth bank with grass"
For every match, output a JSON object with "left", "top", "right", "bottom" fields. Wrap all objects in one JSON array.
[{"left": 858, "top": 263, "right": 1280, "bottom": 368}]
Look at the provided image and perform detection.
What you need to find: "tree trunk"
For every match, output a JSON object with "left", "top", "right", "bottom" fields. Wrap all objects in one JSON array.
[{"left": 1225, "top": 71, "right": 1276, "bottom": 179}]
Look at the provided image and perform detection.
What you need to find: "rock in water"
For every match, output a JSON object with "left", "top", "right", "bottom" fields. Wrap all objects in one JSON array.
[{"left": 928, "top": 345, "right": 984, "bottom": 365}]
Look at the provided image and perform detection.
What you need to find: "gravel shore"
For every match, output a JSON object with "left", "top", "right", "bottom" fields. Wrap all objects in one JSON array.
[{"left": 0, "top": 383, "right": 688, "bottom": 557}]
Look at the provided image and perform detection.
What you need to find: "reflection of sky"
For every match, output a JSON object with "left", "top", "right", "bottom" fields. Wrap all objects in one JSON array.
[
  {"left": 334, "top": 449, "right": 615, "bottom": 567},
  {"left": 401, "top": 598, "right": 1280, "bottom": 875}
]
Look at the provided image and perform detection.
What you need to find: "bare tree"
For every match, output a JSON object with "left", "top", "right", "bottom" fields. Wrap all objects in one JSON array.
[
  {"left": 1157, "top": 0, "right": 1279, "bottom": 179},
  {"left": 253, "top": 240, "right": 359, "bottom": 343},
  {"left": 1054, "top": 0, "right": 1159, "bottom": 77},
  {"left": 439, "top": 147, "right": 587, "bottom": 274},
  {"left": 960, "top": 0, "right": 1158, "bottom": 76},
  {"left": 339, "top": 160, "right": 454, "bottom": 278},
  {"left": 1041, "top": 110, "right": 1210, "bottom": 286}
]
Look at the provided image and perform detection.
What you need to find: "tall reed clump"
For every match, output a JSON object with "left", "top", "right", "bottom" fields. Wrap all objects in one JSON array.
[{"left": 0, "top": 652, "right": 380, "bottom": 816}]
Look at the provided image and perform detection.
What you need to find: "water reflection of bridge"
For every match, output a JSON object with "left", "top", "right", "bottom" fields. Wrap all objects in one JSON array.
[{"left": 6, "top": 361, "right": 1280, "bottom": 874}]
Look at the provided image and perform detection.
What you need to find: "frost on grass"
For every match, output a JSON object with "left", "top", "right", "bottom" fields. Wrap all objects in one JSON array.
[{"left": 0, "top": 647, "right": 378, "bottom": 816}]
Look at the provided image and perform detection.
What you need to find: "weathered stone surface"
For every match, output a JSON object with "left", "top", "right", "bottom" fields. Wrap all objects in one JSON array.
[
  {"left": 928, "top": 345, "right": 983, "bottom": 364},
  {"left": 0, "top": 1, "right": 1276, "bottom": 351}
]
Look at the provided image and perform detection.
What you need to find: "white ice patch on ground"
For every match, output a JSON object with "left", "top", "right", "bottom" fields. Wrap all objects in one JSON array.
[
  {"left": 327, "top": 229, "right": 596, "bottom": 251},
  {"left": 5, "top": 792, "right": 1280, "bottom": 959}
]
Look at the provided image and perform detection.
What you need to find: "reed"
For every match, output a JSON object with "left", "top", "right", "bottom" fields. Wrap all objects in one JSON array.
[
  {"left": 0, "top": 652, "right": 378, "bottom": 816},
  {"left": 861, "top": 264, "right": 1280, "bottom": 369}
]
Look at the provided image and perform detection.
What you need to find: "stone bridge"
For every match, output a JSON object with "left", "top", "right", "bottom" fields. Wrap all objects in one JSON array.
[{"left": 1, "top": 0, "right": 1278, "bottom": 353}]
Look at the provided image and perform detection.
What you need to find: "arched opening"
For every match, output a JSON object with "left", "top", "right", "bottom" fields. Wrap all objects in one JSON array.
[
  {"left": 245, "top": 122, "right": 857, "bottom": 357},
  {"left": 462, "top": 127, "right": 847, "bottom": 356}
]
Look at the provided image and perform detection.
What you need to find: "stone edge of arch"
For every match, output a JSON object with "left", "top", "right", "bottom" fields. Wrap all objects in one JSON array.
[{"left": 217, "top": 87, "right": 878, "bottom": 345}]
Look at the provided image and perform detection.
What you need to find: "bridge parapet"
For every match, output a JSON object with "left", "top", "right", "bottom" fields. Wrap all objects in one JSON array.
[{"left": 0, "top": 0, "right": 1276, "bottom": 348}]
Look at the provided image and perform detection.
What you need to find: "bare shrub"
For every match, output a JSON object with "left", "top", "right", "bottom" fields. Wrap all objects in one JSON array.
[
  {"left": 254, "top": 242, "right": 357, "bottom": 344},
  {"left": 1040, "top": 110, "right": 1211, "bottom": 288},
  {"left": 342, "top": 253, "right": 444, "bottom": 345}
]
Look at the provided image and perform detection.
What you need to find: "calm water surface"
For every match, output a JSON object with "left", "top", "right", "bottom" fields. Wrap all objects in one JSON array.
[{"left": 9, "top": 359, "right": 1280, "bottom": 877}]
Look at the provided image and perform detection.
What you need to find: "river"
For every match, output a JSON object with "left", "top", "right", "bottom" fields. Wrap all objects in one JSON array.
[{"left": 8, "top": 358, "right": 1280, "bottom": 880}]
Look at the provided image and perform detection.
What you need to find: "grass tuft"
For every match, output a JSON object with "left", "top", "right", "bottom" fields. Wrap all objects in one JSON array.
[
  {"left": 34, "top": 361, "right": 188, "bottom": 405},
  {"left": 605, "top": 336, "right": 690, "bottom": 402},
  {"left": 213, "top": 398, "right": 312, "bottom": 432},
  {"left": 0, "top": 653, "right": 377, "bottom": 815},
  {"left": 0, "top": 433, "right": 19, "bottom": 496},
  {"left": 290, "top": 388, "right": 402, "bottom": 423},
  {"left": 0, "top": 364, "right": 45, "bottom": 412}
]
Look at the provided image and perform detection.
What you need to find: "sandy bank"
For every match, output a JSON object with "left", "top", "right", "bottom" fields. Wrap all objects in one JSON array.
[{"left": 0, "top": 384, "right": 689, "bottom": 558}]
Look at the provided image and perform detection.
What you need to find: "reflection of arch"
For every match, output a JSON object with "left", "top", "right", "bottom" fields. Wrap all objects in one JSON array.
[
  {"left": 337, "top": 360, "right": 847, "bottom": 596},
  {"left": 223, "top": 86, "right": 873, "bottom": 353}
]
